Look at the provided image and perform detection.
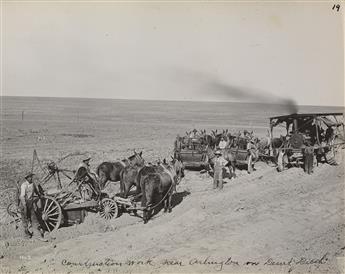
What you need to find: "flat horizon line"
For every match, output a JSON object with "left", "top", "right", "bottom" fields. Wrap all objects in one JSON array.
[{"left": 1, "top": 95, "right": 344, "bottom": 108}]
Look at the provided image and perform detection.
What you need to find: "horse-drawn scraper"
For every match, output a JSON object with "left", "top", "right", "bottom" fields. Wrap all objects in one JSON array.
[{"left": 4, "top": 150, "right": 119, "bottom": 232}]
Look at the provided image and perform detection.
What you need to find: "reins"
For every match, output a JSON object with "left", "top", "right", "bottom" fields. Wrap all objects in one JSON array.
[
  {"left": 160, "top": 163, "right": 176, "bottom": 186},
  {"left": 145, "top": 163, "right": 180, "bottom": 211},
  {"left": 146, "top": 182, "right": 174, "bottom": 211}
]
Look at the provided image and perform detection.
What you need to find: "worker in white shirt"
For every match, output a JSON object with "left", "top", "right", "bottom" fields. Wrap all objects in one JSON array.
[
  {"left": 18, "top": 172, "right": 47, "bottom": 241},
  {"left": 213, "top": 151, "right": 228, "bottom": 190}
]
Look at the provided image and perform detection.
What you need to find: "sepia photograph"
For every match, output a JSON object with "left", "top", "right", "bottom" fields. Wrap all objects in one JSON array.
[{"left": 1, "top": 1, "right": 344, "bottom": 273}]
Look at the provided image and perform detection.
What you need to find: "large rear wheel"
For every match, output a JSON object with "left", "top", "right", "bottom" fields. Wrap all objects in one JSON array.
[
  {"left": 324, "top": 147, "right": 338, "bottom": 165},
  {"left": 34, "top": 196, "right": 62, "bottom": 232},
  {"left": 0, "top": 187, "right": 18, "bottom": 209}
]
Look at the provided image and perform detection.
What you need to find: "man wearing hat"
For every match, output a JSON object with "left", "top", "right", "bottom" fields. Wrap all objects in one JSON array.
[
  {"left": 218, "top": 137, "right": 227, "bottom": 150},
  {"left": 246, "top": 138, "right": 255, "bottom": 153},
  {"left": 213, "top": 150, "right": 228, "bottom": 190},
  {"left": 82, "top": 157, "right": 91, "bottom": 169},
  {"left": 243, "top": 130, "right": 251, "bottom": 140},
  {"left": 18, "top": 172, "right": 46, "bottom": 241},
  {"left": 74, "top": 157, "right": 100, "bottom": 197},
  {"left": 75, "top": 157, "right": 92, "bottom": 177}
]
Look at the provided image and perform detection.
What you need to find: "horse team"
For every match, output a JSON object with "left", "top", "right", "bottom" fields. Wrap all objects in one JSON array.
[
  {"left": 96, "top": 151, "right": 185, "bottom": 223},
  {"left": 93, "top": 129, "right": 272, "bottom": 223},
  {"left": 176, "top": 129, "right": 264, "bottom": 176},
  {"left": 178, "top": 129, "right": 258, "bottom": 149},
  {"left": 178, "top": 128, "right": 288, "bottom": 164}
]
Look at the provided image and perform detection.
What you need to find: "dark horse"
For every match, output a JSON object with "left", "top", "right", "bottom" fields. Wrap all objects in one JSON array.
[
  {"left": 119, "top": 161, "right": 145, "bottom": 198},
  {"left": 96, "top": 151, "right": 144, "bottom": 190},
  {"left": 140, "top": 158, "right": 184, "bottom": 223}
]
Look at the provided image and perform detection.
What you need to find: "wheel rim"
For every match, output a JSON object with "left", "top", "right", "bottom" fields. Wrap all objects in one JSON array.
[
  {"left": 100, "top": 198, "right": 118, "bottom": 220},
  {"left": 334, "top": 145, "right": 341, "bottom": 163},
  {"left": 2, "top": 203, "right": 20, "bottom": 225},
  {"left": 37, "top": 197, "right": 62, "bottom": 232},
  {"left": 0, "top": 187, "right": 18, "bottom": 209},
  {"left": 7, "top": 203, "right": 19, "bottom": 217}
]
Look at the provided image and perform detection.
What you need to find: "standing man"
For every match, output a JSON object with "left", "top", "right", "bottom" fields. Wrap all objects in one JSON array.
[
  {"left": 18, "top": 172, "right": 47, "bottom": 241},
  {"left": 213, "top": 150, "right": 228, "bottom": 190},
  {"left": 247, "top": 139, "right": 257, "bottom": 159},
  {"left": 175, "top": 134, "right": 181, "bottom": 151},
  {"left": 325, "top": 126, "right": 335, "bottom": 145},
  {"left": 304, "top": 146, "right": 314, "bottom": 174}
]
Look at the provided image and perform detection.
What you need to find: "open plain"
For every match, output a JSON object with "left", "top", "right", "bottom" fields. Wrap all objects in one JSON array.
[{"left": 0, "top": 96, "right": 344, "bottom": 273}]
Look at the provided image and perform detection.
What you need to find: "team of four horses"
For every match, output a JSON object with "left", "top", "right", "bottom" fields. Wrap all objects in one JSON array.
[
  {"left": 180, "top": 129, "right": 258, "bottom": 149},
  {"left": 94, "top": 129, "right": 263, "bottom": 223},
  {"left": 175, "top": 128, "right": 266, "bottom": 175},
  {"left": 96, "top": 151, "right": 184, "bottom": 223},
  {"left": 181, "top": 128, "right": 287, "bottom": 163}
]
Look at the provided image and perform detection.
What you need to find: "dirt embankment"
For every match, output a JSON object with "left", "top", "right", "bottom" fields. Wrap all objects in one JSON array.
[{"left": 0, "top": 152, "right": 344, "bottom": 274}]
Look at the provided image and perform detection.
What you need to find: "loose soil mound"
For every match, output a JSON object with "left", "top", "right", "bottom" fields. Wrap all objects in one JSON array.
[{"left": 1, "top": 154, "right": 344, "bottom": 274}]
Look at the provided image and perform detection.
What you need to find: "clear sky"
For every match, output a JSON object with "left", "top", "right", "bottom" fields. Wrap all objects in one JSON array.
[{"left": 2, "top": 2, "right": 344, "bottom": 106}]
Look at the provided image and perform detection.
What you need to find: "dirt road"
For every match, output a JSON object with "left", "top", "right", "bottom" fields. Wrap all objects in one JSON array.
[{"left": 1, "top": 155, "right": 344, "bottom": 274}]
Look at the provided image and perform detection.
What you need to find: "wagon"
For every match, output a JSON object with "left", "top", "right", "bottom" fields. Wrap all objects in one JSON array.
[
  {"left": 9, "top": 194, "right": 116, "bottom": 233},
  {"left": 108, "top": 177, "right": 180, "bottom": 223},
  {"left": 108, "top": 193, "right": 144, "bottom": 217},
  {"left": 174, "top": 136, "right": 208, "bottom": 169},
  {"left": 38, "top": 188, "right": 118, "bottom": 232},
  {"left": 6, "top": 151, "right": 118, "bottom": 232},
  {"left": 223, "top": 136, "right": 255, "bottom": 173},
  {"left": 268, "top": 112, "right": 345, "bottom": 171}
]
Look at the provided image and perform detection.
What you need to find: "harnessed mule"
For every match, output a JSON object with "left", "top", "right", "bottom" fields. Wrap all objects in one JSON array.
[
  {"left": 140, "top": 159, "right": 184, "bottom": 223},
  {"left": 96, "top": 151, "right": 144, "bottom": 190}
]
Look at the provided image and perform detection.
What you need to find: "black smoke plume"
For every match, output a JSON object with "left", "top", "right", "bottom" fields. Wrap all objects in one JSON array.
[
  {"left": 167, "top": 67, "right": 298, "bottom": 114},
  {"left": 204, "top": 81, "right": 298, "bottom": 114}
]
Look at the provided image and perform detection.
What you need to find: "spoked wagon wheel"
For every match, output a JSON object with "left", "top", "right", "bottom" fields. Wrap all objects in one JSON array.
[
  {"left": 0, "top": 202, "right": 20, "bottom": 226},
  {"left": 0, "top": 187, "right": 18, "bottom": 209},
  {"left": 324, "top": 146, "right": 339, "bottom": 165},
  {"left": 34, "top": 196, "right": 62, "bottom": 232},
  {"left": 99, "top": 198, "right": 118, "bottom": 220},
  {"left": 7, "top": 203, "right": 20, "bottom": 219},
  {"left": 0, "top": 188, "right": 20, "bottom": 225},
  {"left": 333, "top": 144, "right": 343, "bottom": 164}
]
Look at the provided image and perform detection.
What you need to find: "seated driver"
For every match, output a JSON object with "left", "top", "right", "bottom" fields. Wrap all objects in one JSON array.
[{"left": 74, "top": 157, "right": 100, "bottom": 198}]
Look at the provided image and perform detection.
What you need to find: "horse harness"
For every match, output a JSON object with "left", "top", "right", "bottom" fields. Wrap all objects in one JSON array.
[
  {"left": 119, "top": 160, "right": 127, "bottom": 168},
  {"left": 146, "top": 183, "right": 174, "bottom": 211},
  {"left": 160, "top": 163, "right": 177, "bottom": 185},
  {"left": 145, "top": 164, "right": 177, "bottom": 211}
]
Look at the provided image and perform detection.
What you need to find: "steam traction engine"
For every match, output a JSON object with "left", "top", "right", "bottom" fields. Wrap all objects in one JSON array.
[{"left": 268, "top": 113, "right": 344, "bottom": 171}]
